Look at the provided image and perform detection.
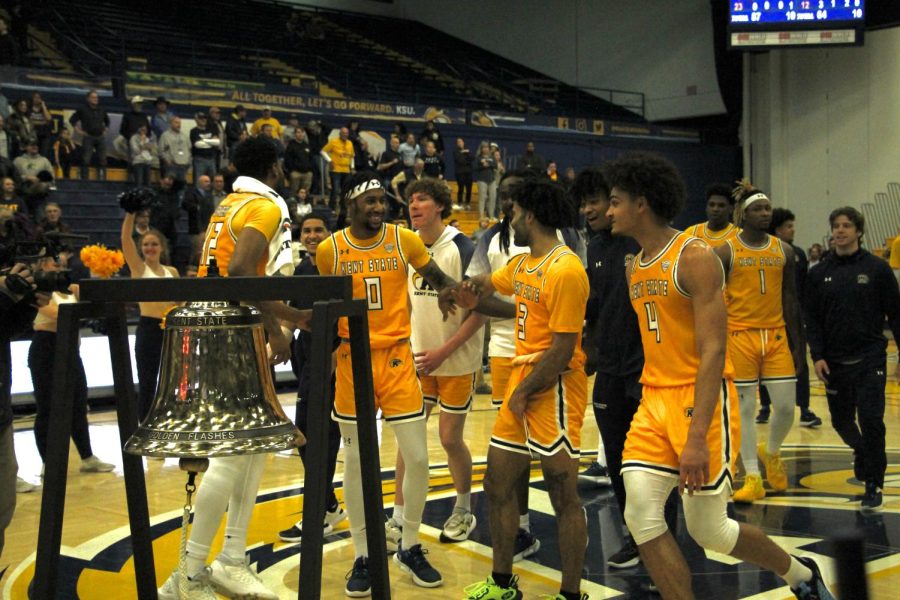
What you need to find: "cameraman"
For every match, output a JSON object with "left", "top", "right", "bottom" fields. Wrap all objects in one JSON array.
[
  {"left": 28, "top": 255, "right": 115, "bottom": 473},
  {"left": 1, "top": 263, "right": 48, "bottom": 554}
]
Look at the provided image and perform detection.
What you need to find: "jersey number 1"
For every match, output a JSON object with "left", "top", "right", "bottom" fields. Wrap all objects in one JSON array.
[{"left": 644, "top": 301, "right": 661, "bottom": 343}]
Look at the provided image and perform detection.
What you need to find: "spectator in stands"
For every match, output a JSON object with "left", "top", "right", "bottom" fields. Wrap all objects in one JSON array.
[
  {"left": 310, "top": 194, "right": 336, "bottom": 231},
  {"left": 285, "top": 127, "right": 313, "bottom": 197},
  {"left": 0, "top": 93, "right": 8, "bottom": 120},
  {"left": 0, "top": 115, "right": 10, "bottom": 161},
  {"left": 421, "top": 140, "right": 444, "bottom": 179},
  {"left": 391, "top": 157, "right": 426, "bottom": 202},
  {"left": 129, "top": 125, "right": 155, "bottom": 188},
  {"left": 471, "top": 217, "right": 490, "bottom": 243},
  {"left": 294, "top": 187, "right": 312, "bottom": 219},
  {"left": 321, "top": 126, "right": 354, "bottom": 208},
  {"left": 69, "top": 90, "right": 109, "bottom": 181},
  {"left": 190, "top": 112, "right": 220, "bottom": 181},
  {"left": 260, "top": 124, "right": 284, "bottom": 160},
  {"left": 52, "top": 127, "right": 75, "bottom": 179},
  {"left": 0, "top": 151, "right": 17, "bottom": 189},
  {"left": 356, "top": 138, "right": 377, "bottom": 172},
  {"left": 7, "top": 99, "right": 34, "bottom": 158},
  {"left": 808, "top": 243, "right": 824, "bottom": 269},
  {"left": 517, "top": 140, "right": 545, "bottom": 173},
  {"left": 453, "top": 137, "right": 473, "bottom": 210},
  {"left": 419, "top": 119, "right": 444, "bottom": 154},
  {"left": 211, "top": 173, "right": 227, "bottom": 208},
  {"left": 149, "top": 174, "right": 184, "bottom": 266},
  {"left": 377, "top": 135, "right": 403, "bottom": 188},
  {"left": 13, "top": 138, "right": 53, "bottom": 220},
  {"left": 35, "top": 201, "right": 70, "bottom": 237},
  {"left": 225, "top": 105, "right": 248, "bottom": 159},
  {"left": 545, "top": 160, "right": 558, "bottom": 182},
  {"left": 182, "top": 174, "right": 213, "bottom": 263},
  {"left": 151, "top": 96, "right": 174, "bottom": 140},
  {"left": 347, "top": 119, "right": 364, "bottom": 160},
  {"left": 562, "top": 166, "right": 576, "bottom": 193},
  {"left": 206, "top": 106, "right": 225, "bottom": 169},
  {"left": 0, "top": 177, "right": 20, "bottom": 212},
  {"left": 251, "top": 106, "right": 283, "bottom": 139},
  {"left": 392, "top": 122, "right": 407, "bottom": 139},
  {"left": 283, "top": 114, "right": 301, "bottom": 144},
  {"left": 28, "top": 93, "right": 53, "bottom": 159},
  {"left": 158, "top": 116, "right": 191, "bottom": 184},
  {"left": 119, "top": 96, "right": 150, "bottom": 150},
  {"left": 398, "top": 132, "right": 419, "bottom": 167},
  {"left": 474, "top": 142, "right": 496, "bottom": 218},
  {"left": 305, "top": 119, "right": 327, "bottom": 195},
  {"left": 0, "top": 17, "right": 17, "bottom": 65},
  {"left": 490, "top": 147, "right": 505, "bottom": 217}
]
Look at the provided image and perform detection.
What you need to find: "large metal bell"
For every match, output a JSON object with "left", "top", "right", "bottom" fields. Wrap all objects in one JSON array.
[{"left": 124, "top": 301, "right": 303, "bottom": 457}]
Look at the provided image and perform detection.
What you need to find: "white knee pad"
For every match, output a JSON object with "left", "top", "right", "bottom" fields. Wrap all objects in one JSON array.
[
  {"left": 682, "top": 490, "right": 740, "bottom": 555},
  {"left": 622, "top": 470, "right": 677, "bottom": 545}
]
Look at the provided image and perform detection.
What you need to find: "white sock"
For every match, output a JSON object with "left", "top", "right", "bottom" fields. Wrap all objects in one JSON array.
[
  {"left": 455, "top": 492, "right": 471, "bottom": 512},
  {"left": 765, "top": 381, "right": 796, "bottom": 455},
  {"left": 519, "top": 513, "right": 530, "bottom": 532},
  {"left": 401, "top": 517, "right": 421, "bottom": 550},
  {"left": 338, "top": 422, "right": 368, "bottom": 558},
  {"left": 781, "top": 556, "right": 814, "bottom": 588},
  {"left": 221, "top": 454, "right": 266, "bottom": 563},
  {"left": 392, "top": 504, "right": 404, "bottom": 523},
  {"left": 738, "top": 385, "right": 761, "bottom": 475},
  {"left": 392, "top": 419, "right": 429, "bottom": 549}
]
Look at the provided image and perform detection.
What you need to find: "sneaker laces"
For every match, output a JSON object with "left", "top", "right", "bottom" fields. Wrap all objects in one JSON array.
[
  {"left": 444, "top": 510, "right": 471, "bottom": 531},
  {"left": 222, "top": 558, "right": 264, "bottom": 585},
  {"left": 345, "top": 557, "right": 369, "bottom": 581},
  {"left": 403, "top": 545, "right": 433, "bottom": 570}
]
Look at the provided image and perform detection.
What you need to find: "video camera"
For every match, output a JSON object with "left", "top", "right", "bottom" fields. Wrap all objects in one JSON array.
[{"left": 0, "top": 231, "right": 89, "bottom": 295}]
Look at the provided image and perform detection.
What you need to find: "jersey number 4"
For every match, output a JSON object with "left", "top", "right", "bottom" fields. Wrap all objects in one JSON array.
[{"left": 644, "top": 301, "right": 661, "bottom": 343}]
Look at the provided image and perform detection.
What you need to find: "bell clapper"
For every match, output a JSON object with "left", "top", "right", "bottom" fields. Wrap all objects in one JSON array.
[{"left": 176, "top": 458, "right": 209, "bottom": 592}]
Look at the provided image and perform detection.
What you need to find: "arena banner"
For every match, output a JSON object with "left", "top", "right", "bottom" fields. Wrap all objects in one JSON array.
[
  {"left": 470, "top": 108, "right": 700, "bottom": 142},
  {"left": 0, "top": 66, "right": 113, "bottom": 96},
  {"left": 125, "top": 72, "right": 468, "bottom": 124}
]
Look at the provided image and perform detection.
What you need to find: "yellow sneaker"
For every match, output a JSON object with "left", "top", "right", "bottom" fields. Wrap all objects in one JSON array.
[
  {"left": 758, "top": 442, "right": 788, "bottom": 492},
  {"left": 733, "top": 474, "right": 765, "bottom": 503}
]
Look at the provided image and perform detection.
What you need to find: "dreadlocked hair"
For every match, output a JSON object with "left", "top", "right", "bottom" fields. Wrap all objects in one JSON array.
[{"left": 731, "top": 178, "right": 765, "bottom": 227}]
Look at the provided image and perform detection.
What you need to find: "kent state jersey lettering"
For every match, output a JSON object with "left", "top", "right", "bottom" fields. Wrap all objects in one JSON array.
[
  {"left": 630, "top": 232, "right": 732, "bottom": 387},
  {"left": 198, "top": 192, "right": 287, "bottom": 276},
  {"left": 490, "top": 245, "right": 588, "bottom": 370},
  {"left": 685, "top": 222, "right": 739, "bottom": 248},
  {"left": 724, "top": 235, "right": 786, "bottom": 331},
  {"left": 317, "top": 223, "right": 430, "bottom": 348}
]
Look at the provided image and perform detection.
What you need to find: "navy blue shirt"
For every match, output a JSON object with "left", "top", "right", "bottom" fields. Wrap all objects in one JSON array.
[{"left": 585, "top": 230, "right": 643, "bottom": 377}]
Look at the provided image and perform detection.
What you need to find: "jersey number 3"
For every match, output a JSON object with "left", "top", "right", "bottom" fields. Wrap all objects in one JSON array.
[
  {"left": 517, "top": 302, "right": 528, "bottom": 341},
  {"left": 644, "top": 301, "right": 661, "bottom": 343}
]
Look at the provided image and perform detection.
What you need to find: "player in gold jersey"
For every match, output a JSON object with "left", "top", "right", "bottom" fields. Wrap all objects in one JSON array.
[
  {"left": 604, "top": 153, "right": 835, "bottom": 600},
  {"left": 715, "top": 184, "right": 805, "bottom": 504},
  {"left": 452, "top": 177, "right": 590, "bottom": 600},
  {"left": 684, "top": 183, "right": 739, "bottom": 248},
  {"left": 316, "top": 171, "right": 459, "bottom": 596}
]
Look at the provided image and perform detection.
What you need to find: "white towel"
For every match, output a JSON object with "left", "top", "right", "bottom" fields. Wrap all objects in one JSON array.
[{"left": 231, "top": 176, "right": 293, "bottom": 276}]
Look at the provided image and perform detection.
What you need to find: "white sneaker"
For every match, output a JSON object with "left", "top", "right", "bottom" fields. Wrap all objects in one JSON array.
[
  {"left": 278, "top": 505, "right": 347, "bottom": 542},
  {"left": 385, "top": 517, "right": 402, "bottom": 554},
  {"left": 209, "top": 555, "right": 277, "bottom": 600},
  {"left": 439, "top": 510, "right": 476, "bottom": 543},
  {"left": 16, "top": 477, "right": 36, "bottom": 493},
  {"left": 80, "top": 455, "right": 115, "bottom": 473},
  {"left": 157, "top": 567, "right": 217, "bottom": 600}
]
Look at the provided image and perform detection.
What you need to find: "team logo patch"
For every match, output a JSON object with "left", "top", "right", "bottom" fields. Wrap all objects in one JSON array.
[
  {"left": 384, "top": 244, "right": 394, "bottom": 253},
  {"left": 390, "top": 358, "right": 403, "bottom": 368},
  {"left": 662, "top": 260, "right": 671, "bottom": 272},
  {"left": 684, "top": 407, "right": 694, "bottom": 418},
  {"left": 624, "top": 253, "right": 635, "bottom": 267},
  {"left": 857, "top": 274, "right": 870, "bottom": 284},
  {"left": 536, "top": 270, "right": 543, "bottom": 279}
]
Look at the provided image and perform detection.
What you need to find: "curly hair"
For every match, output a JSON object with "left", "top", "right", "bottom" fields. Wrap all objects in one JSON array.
[
  {"left": 601, "top": 152, "right": 685, "bottom": 222},
  {"left": 509, "top": 176, "right": 576, "bottom": 230},
  {"left": 570, "top": 167, "right": 609, "bottom": 203},
  {"left": 829, "top": 206, "right": 865, "bottom": 240},
  {"left": 232, "top": 136, "right": 279, "bottom": 181},
  {"left": 769, "top": 207, "right": 796, "bottom": 235},
  {"left": 405, "top": 178, "right": 452, "bottom": 219},
  {"left": 706, "top": 183, "right": 735, "bottom": 204}
]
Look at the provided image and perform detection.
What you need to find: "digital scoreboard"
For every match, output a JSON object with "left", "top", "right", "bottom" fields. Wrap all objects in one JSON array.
[{"left": 728, "top": 0, "right": 865, "bottom": 49}]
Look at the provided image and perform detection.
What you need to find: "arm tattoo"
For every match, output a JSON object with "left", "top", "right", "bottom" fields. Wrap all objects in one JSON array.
[{"left": 418, "top": 260, "right": 456, "bottom": 291}]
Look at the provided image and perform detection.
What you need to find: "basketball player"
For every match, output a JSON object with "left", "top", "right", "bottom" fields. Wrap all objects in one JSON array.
[
  {"left": 716, "top": 184, "right": 805, "bottom": 503},
  {"left": 455, "top": 177, "right": 590, "bottom": 600},
  {"left": 316, "top": 170, "right": 458, "bottom": 596},
  {"left": 465, "top": 170, "right": 583, "bottom": 564},
  {"left": 159, "top": 135, "right": 307, "bottom": 600},
  {"left": 604, "top": 152, "right": 834, "bottom": 600},
  {"left": 685, "top": 183, "right": 739, "bottom": 248},
  {"left": 394, "top": 178, "right": 484, "bottom": 544}
]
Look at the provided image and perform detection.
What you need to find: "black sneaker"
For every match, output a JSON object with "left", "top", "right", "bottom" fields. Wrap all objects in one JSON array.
[
  {"left": 344, "top": 556, "right": 371, "bottom": 597},
  {"left": 755, "top": 408, "right": 770, "bottom": 424},
  {"left": 512, "top": 528, "right": 540, "bottom": 563},
  {"left": 394, "top": 544, "right": 442, "bottom": 588},
  {"left": 799, "top": 411, "right": 823, "bottom": 428},
  {"left": 790, "top": 556, "right": 836, "bottom": 599},
  {"left": 607, "top": 535, "right": 640, "bottom": 569},
  {"left": 861, "top": 481, "right": 883, "bottom": 513}
]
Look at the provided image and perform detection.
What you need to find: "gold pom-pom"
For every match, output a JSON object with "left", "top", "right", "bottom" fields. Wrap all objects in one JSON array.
[{"left": 80, "top": 244, "right": 125, "bottom": 279}]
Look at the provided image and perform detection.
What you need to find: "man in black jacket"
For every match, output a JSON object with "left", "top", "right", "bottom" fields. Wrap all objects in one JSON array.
[
  {"left": 119, "top": 96, "right": 150, "bottom": 144},
  {"left": 224, "top": 105, "right": 248, "bottom": 160},
  {"left": 453, "top": 138, "right": 473, "bottom": 209},
  {"left": 804, "top": 206, "right": 900, "bottom": 513},
  {"left": 0, "top": 263, "right": 47, "bottom": 553},
  {"left": 284, "top": 127, "right": 313, "bottom": 197},
  {"left": 69, "top": 90, "right": 109, "bottom": 180}
]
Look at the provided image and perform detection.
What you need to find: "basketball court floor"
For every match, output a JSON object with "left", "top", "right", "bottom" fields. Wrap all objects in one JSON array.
[{"left": 2, "top": 350, "right": 898, "bottom": 599}]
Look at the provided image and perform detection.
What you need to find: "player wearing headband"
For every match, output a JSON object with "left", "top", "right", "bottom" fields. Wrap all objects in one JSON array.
[
  {"left": 316, "top": 171, "right": 459, "bottom": 596},
  {"left": 716, "top": 181, "right": 805, "bottom": 503}
]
